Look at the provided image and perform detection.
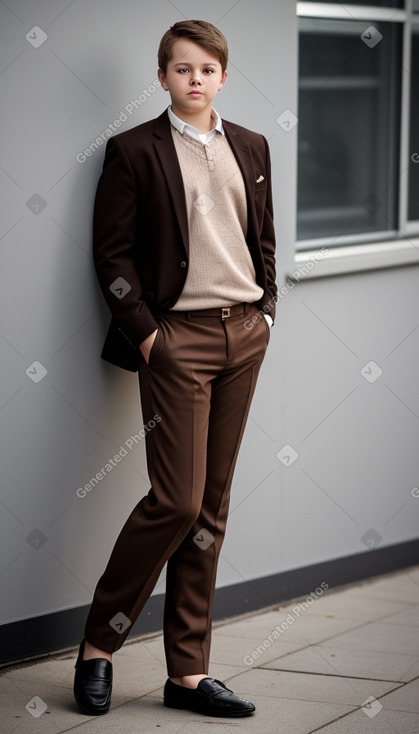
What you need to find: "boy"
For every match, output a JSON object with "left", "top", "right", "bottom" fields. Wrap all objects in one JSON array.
[{"left": 74, "top": 19, "right": 276, "bottom": 718}]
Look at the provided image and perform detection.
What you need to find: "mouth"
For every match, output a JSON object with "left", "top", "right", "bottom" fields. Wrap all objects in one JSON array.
[{"left": 188, "top": 91, "right": 203, "bottom": 96}]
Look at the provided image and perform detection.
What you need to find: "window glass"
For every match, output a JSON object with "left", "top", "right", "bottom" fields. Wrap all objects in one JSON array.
[
  {"left": 307, "top": 1, "right": 404, "bottom": 6},
  {"left": 408, "top": 29, "right": 419, "bottom": 221},
  {"left": 297, "top": 18, "right": 402, "bottom": 243}
]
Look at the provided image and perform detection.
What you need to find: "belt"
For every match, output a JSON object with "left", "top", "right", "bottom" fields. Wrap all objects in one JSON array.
[{"left": 178, "top": 303, "right": 250, "bottom": 320}]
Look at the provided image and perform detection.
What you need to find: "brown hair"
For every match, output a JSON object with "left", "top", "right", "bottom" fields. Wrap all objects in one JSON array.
[{"left": 158, "top": 20, "right": 228, "bottom": 74}]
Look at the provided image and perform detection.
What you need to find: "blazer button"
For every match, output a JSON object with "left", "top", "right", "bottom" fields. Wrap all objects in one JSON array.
[{"left": 180, "top": 260, "right": 187, "bottom": 268}]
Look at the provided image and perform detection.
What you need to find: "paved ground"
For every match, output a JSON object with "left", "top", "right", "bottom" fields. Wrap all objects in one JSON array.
[{"left": 2, "top": 564, "right": 419, "bottom": 733}]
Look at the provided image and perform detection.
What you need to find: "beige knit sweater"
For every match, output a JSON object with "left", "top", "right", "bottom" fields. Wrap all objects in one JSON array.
[{"left": 170, "top": 127, "right": 263, "bottom": 310}]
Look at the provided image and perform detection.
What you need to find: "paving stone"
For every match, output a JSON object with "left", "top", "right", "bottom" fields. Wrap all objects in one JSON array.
[
  {"left": 292, "top": 588, "right": 410, "bottom": 621},
  {"left": 311, "top": 707, "right": 419, "bottom": 733},
  {"left": 214, "top": 608, "right": 368, "bottom": 646},
  {"left": 0, "top": 674, "right": 130, "bottom": 734},
  {"left": 62, "top": 691, "right": 356, "bottom": 734},
  {"left": 349, "top": 572, "right": 419, "bottom": 604},
  {"left": 1, "top": 655, "right": 75, "bottom": 690},
  {"left": 319, "top": 620, "right": 419, "bottom": 656},
  {"left": 263, "top": 643, "right": 419, "bottom": 682},
  {"left": 377, "top": 677, "right": 419, "bottom": 713},
  {"left": 209, "top": 630, "right": 305, "bottom": 667},
  {"left": 376, "top": 604, "right": 419, "bottom": 627},
  {"left": 225, "top": 667, "right": 401, "bottom": 706}
]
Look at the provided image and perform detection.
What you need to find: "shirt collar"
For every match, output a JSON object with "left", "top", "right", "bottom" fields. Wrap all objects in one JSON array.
[{"left": 167, "top": 105, "right": 224, "bottom": 144}]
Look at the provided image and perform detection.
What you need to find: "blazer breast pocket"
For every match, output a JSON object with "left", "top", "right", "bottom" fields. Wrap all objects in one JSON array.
[{"left": 255, "top": 174, "right": 267, "bottom": 192}]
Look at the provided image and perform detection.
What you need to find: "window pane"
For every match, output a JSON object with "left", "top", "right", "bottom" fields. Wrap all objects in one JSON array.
[
  {"left": 408, "top": 30, "right": 419, "bottom": 221},
  {"left": 297, "top": 18, "right": 402, "bottom": 243},
  {"left": 307, "top": 0, "right": 404, "bottom": 6}
]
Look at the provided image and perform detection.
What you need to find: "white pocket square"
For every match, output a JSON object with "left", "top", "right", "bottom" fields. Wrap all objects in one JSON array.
[{"left": 256, "top": 175, "right": 264, "bottom": 183}]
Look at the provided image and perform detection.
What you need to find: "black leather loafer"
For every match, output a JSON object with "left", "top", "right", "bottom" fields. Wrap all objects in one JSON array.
[
  {"left": 164, "top": 677, "right": 255, "bottom": 717},
  {"left": 73, "top": 639, "right": 112, "bottom": 716}
]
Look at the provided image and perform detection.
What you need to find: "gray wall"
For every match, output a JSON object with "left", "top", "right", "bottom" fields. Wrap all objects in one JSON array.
[{"left": 1, "top": 0, "right": 418, "bottom": 634}]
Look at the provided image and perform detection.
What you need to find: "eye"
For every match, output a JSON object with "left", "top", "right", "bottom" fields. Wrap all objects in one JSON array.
[
  {"left": 177, "top": 68, "right": 189, "bottom": 74},
  {"left": 203, "top": 69, "right": 214, "bottom": 74}
]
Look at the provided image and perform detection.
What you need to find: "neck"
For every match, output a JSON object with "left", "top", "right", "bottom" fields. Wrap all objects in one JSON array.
[{"left": 171, "top": 104, "right": 215, "bottom": 134}]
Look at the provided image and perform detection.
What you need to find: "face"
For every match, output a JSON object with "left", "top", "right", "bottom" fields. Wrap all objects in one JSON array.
[{"left": 158, "top": 38, "right": 227, "bottom": 118}]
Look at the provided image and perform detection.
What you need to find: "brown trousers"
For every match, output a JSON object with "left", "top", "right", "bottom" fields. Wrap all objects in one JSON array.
[{"left": 84, "top": 303, "right": 269, "bottom": 676}]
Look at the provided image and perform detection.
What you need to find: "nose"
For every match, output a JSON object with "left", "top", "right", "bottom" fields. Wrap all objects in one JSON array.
[{"left": 190, "top": 69, "right": 202, "bottom": 85}]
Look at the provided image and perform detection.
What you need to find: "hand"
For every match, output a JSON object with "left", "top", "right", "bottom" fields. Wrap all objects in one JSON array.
[{"left": 139, "top": 329, "right": 158, "bottom": 364}]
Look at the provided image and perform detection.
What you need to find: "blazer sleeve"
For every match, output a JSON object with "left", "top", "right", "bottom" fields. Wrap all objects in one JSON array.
[
  {"left": 93, "top": 135, "right": 159, "bottom": 348},
  {"left": 260, "top": 136, "right": 277, "bottom": 322}
]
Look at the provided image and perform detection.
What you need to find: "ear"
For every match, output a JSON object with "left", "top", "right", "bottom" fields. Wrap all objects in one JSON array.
[
  {"left": 158, "top": 68, "right": 169, "bottom": 91},
  {"left": 218, "top": 69, "right": 228, "bottom": 91}
]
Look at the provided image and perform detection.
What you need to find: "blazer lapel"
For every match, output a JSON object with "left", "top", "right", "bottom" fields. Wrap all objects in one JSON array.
[
  {"left": 153, "top": 112, "right": 189, "bottom": 255},
  {"left": 223, "top": 121, "right": 259, "bottom": 248}
]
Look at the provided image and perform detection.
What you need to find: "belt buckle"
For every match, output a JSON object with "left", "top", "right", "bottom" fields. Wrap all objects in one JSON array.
[{"left": 221, "top": 307, "right": 231, "bottom": 320}]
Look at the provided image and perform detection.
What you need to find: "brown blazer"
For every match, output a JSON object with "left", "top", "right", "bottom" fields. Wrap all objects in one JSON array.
[{"left": 93, "top": 109, "right": 277, "bottom": 371}]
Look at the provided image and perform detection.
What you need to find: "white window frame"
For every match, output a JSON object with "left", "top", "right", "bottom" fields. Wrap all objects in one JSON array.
[{"left": 289, "top": 2, "right": 419, "bottom": 279}]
